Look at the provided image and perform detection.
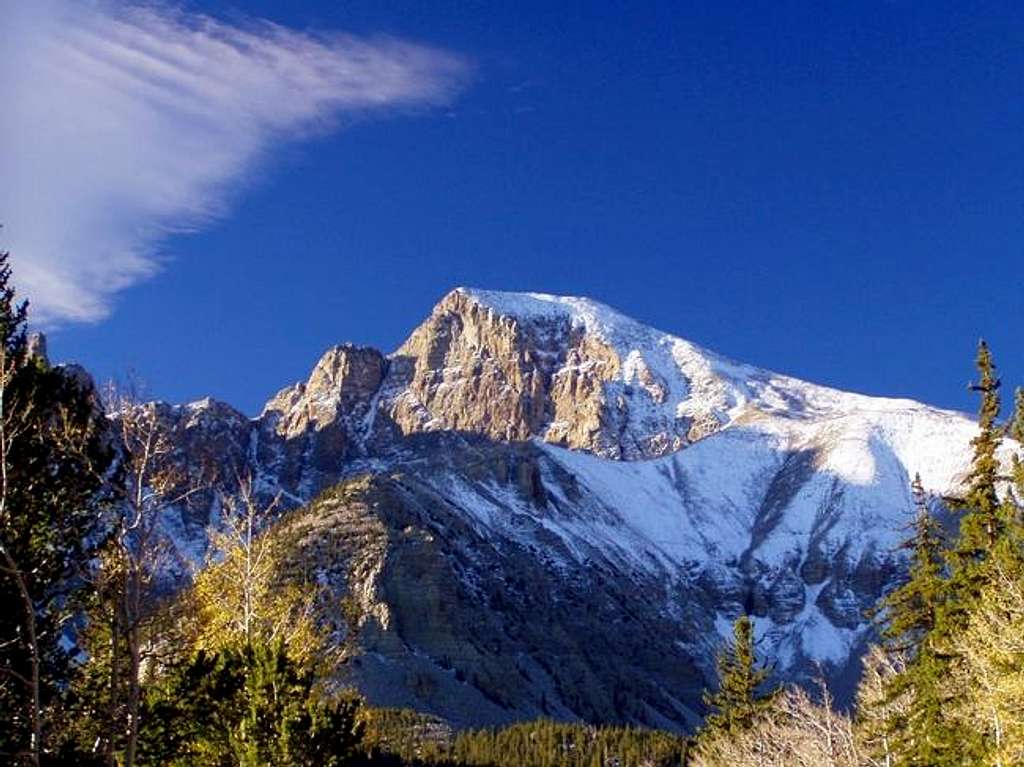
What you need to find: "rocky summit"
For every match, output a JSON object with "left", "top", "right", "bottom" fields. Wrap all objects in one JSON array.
[{"left": 154, "top": 288, "right": 991, "bottom": 732}]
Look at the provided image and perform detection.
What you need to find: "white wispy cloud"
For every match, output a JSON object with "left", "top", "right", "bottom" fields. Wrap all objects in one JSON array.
[{"left": 0, "top": 0, "right": 470, "bottom": 324}]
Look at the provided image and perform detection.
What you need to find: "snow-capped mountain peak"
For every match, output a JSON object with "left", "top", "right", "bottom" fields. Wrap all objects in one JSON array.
[{"left": 150, "top": 287, "right": 998, "bottom": 730}]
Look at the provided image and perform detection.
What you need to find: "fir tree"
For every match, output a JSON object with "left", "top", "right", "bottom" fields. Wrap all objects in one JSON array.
[
  {"left": 897, "top": 341, "right": 1011, "bottom": 767},
  {"left": 989, "top": 386, "right": 1024, "bottom": 587},
  {"left": 137, "top": 641, "right": 365, "bottom": 767},
  {"left": 695, "top": 615, "right": 775, "bottom": 753},
  {"left": 937, "top": 341, "right": 1007, "bottom": 650},
  {"left": 1007, "top": 386, "right": 1024, "bottom": 517},
  {"left": 953, "top": 339, "right": 1003, "bottom": 564},
  {"left": 861, "top": 475, "right": 951, "bottom": 766},
  {"left": 1009, "top": 386, "right": 1024, "bottom": 445},
  {"left": 879, "top": 474, "right": 946, "bottom": 651}
]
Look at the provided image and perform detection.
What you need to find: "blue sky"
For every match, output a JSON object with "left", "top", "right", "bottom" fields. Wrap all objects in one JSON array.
[{"left": 6, "top": 1, "right": 1023, "bottom": 415}]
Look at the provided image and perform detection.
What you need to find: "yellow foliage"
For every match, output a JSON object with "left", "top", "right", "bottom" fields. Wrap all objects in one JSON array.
[
  {"left": 951, "top": 564, "right": 1024, "bottom": 767},
  {"left": 186, "top": 484, "right": 340, "bottom": 674},
  {"left": 853, "top": 644, "right": 909, "bottom": 767},
  {"left": 690, "top": 684, "right": 864, "bottom": 767}
]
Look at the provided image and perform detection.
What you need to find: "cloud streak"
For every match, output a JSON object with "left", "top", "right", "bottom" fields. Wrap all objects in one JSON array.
[{"left": 0, "top": 1, "right": 469, "bottom": 324}]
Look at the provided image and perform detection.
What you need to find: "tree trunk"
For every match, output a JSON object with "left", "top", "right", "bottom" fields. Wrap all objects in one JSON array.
[
  {"left": 1, "top": 544, "right": 41, "bottom": 767},
  {"left": 106, "top": 610, "right": 120, "bottom": 767},
  {"left": 123, "top": 562, "right": 143, "bottom": 767}
]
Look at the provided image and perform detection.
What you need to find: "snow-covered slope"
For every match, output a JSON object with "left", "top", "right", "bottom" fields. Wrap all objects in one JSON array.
[
  {"left": 457, "top": 286, "right": 968, "bottom": 442},
  {"left": 432, "top": 289, "right": 987, "bottom": 678},
  {"left": 151, "top": 287, "right": 997, "bottom": 729}
]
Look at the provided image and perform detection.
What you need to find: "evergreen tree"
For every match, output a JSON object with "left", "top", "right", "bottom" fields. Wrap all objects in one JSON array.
[
  {"left": 1007, "top": 386, "right": 1024, "bottom": 517},
  {"left": 935, "top": 341, "right": 1006, "bottom": 651},
  {"left": 951, "top": 339, "right": 1002, "bottom": 567},
  {"left": 892, "top": 341, "right": 1011, "bottom": 767},
  {"left": 860, "top": 476, "right": 952, "bottom": 766},
  {"left": 1009, "top": 386, "right": 1024, "bottom": 445},
  {"left": 0, "top": 252, "right": 117, "bottom": 766},
  {"left": 879, "top": 474, "right": 946, "bottom": 651},
  {"left": 135, "top": 648, "right": 243, "bottom": 766},
  {"left": 1007, "top": 385, "right": 1024, "bottom": 440},
  {"left": 694, "top": 615, "right": 775, "bottom": 753},
  {"left": 136, "top": 641, "right": 364, "bottom": 767}
]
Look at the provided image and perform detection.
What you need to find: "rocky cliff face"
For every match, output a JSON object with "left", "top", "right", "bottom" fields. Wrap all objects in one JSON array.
[
  {"left": 151, "top": 288, "right": 996, "bottom": 732},
  {"left": 259, "top": 344, "right": 387, "bottom": 491},
  {"left": 381, "top": 289, "right": 723, "bottom": 458}
]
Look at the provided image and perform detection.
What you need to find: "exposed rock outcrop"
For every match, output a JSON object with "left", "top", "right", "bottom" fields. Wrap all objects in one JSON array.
[
  {"left": 258, "top": 345, "right": 387, "bottom": 493},
  {"left": 376, "top": 288, "right": 720, "bottom": 459}
]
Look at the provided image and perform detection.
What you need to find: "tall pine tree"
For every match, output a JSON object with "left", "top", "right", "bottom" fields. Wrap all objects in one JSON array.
[
  {"left": 1006, "top": 386, "right": 1024, "bottom": 519},
  {"left": 952, "top": 339, "right": 1002, "bottom": 566},
  {"left": 879, "top": 474, "right": 946, "bottom": 651},
  {"left": 694, "top": 614, "right": 776, "bottom": 753},
  {"left": 861, "top": 475, "right": 949, "bottom": 767},
  {"left": 864, "top": 343, "right": 1012, "bottom": 767},
  {"left": 1009, "top": 386, "right": 1024, "bottom": 445},
  {"left": 938, "top": 340, "right": 1007, "bottom": 650},
  {"left": 905, "top": 340, "right": 1009, "bottom": 766},
  {"left": 135, "top": 641, "right": 365, "bottom": 767},
  {"left": 988, "top": 385, "right": 1024, "bottom": 587}
]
